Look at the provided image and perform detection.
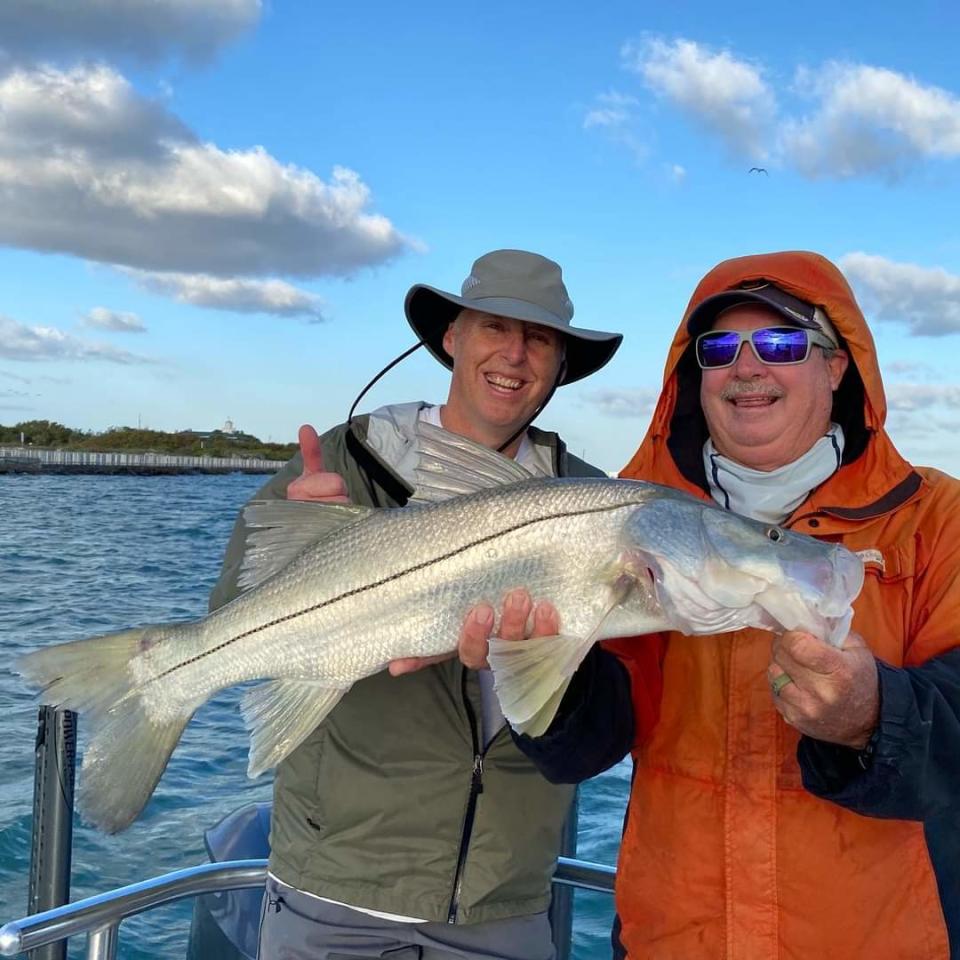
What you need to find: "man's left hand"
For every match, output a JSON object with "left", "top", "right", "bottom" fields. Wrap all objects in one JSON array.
[{"left": 768, "top": 631, "right": 880, "bottom": 749}]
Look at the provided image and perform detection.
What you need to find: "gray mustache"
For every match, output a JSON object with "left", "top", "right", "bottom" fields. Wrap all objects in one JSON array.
[{"left": 720, "top": 382, "right": 784, "bottom": 401}]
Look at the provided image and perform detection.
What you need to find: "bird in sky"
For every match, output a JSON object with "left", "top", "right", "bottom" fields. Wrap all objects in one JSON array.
[{"left": 749, "top": 167, "right": 769, "bottom": 175}]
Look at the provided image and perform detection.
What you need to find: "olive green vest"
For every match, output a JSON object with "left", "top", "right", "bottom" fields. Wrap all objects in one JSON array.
[{"left": 210, "top": 406, "right": 601, "bottom": 922}]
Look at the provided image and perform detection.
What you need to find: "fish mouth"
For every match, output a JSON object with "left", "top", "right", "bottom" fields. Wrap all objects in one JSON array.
[{"left": 811, "top": 545, "right": 865, "bottom": 645}]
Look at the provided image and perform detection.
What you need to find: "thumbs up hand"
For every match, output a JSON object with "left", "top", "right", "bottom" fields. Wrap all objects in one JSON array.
[{"left": 286, "top": 424, "right": 350, "bottom": 504}]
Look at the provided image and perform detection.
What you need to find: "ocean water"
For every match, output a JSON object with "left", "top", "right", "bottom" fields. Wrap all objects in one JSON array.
[{"left": 0, "top": 473, "right": 629, "bottom": 958}]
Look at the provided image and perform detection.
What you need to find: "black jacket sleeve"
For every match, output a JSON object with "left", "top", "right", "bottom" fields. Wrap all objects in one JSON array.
[
  {"left": 511, "top": 646, "right": 635, "bottom": 784},
  {"left": 799, "top": 649, "right": 960, "bottom": 820}
]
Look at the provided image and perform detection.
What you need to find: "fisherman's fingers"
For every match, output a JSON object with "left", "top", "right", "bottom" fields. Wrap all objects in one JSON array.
[
  {"left": 498, "top": 588, "right": 534, "bottom": 642},
  {"left": 387, "top": 652, "right": 456, "bottom": 676},
  {"left": 531, "top": 599, "right": 561, "bottom": 638},
  {"left": 298, "top": 423, "right": 324, "bottom": 473},
  {"left": 454, "top": 590, "right": 555, "bottom": 672},
  {"left": 769, "top": 655, "right": 878, "bottom": 748},
  {"left": 458, "top": 603, "right": 495, "bottom": 669},
  {"left": 287, "top": 425, "right": 350, "bottom": 503},
  {"left": 287, "top": 473, "right": 350, "bottom": 503},
  {"left": 773, "top": 629, "right": 842, "bottom": 677}
]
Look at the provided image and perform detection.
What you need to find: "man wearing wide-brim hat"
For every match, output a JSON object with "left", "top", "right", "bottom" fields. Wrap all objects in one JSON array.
[{"left": 210, "top": 249, "right": 623, "bottom": 960}]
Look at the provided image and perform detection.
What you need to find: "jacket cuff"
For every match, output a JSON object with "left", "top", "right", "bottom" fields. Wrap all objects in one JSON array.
[{"left": 798, "top": 659, "right": 916, "bottom": 813}]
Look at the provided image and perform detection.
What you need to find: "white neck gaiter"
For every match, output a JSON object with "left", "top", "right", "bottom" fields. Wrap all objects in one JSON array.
[{"left": 703, "top": 424, "right": 845, "bottom": 525}]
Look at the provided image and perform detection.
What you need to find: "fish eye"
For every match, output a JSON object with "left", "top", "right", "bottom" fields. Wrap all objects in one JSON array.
[{"left": 766, "top": 527, "right": 784, "bottom": 543}]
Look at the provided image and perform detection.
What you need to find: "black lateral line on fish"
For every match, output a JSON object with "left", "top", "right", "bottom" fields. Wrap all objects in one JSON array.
[{"left": 151, "top": 499, "right": 641, "bottom": 682}]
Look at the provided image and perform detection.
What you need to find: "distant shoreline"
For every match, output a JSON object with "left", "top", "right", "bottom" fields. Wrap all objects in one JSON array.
[{"left": 0, "top": 447, "right": 286, "bottom": 476}]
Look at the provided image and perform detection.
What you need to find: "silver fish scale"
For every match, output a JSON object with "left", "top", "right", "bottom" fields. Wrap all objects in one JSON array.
[{"left": 148, "top": 478, "right": 666, "bottom": 707}]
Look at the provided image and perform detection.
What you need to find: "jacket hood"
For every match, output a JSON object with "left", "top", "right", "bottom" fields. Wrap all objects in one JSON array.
[{"left": 621, "top": 251, "right": 915, "bottom": 509}]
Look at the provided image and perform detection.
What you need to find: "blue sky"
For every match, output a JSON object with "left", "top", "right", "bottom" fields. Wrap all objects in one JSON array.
[{"left": 1, "top": 0, "right": 959, "bottom": 473}]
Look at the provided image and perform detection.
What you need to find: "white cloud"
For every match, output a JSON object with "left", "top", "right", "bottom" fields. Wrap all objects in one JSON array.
[
  {"left": 622, "top": 37, "right": 775, "bottom": 160},
  {"left": 668, "top": 163, "right": 687, "bottom": 184},
  {"left": 0, "top": 0, "right": 261, "bottom": 65},
  {"left": 604, "top": 38, "right": 960, "bottom": 181},
  {"left": 0, "top": 64, "right": 412, "bottom": 278},
  {"left": 582, "top": 91, "right": 648, "bottom": 162},
  {"left": 884, "top": 360, "right": 932, "bottom": 376},
  {"left": 584, "top": 91, "right": 639, "bottom": 130},
  {"left": 583, "top": 388, "right": 659, "bottom": 419},
  {"left": 840, "top": 252, "right": 960, "bottom": 335},
  {"left": 783, "top": 64, "right": 960, "bottom": 179},
  {"left": 82, "top": 307, "right": 146, "bottom": 333},
  {"left": 0, "top": 315, "right": 151, "bottom": 364},
  {"left": 127, "top": 271, "right": 326, "bottom": 321},
  {"left": 886, "top": 383, "right": 960, "bottom": 411}
]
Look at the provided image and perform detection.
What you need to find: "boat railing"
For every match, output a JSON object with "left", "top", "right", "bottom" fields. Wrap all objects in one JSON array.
[{"left": 0, "top": 856, "right": 615, "bottom": 960}]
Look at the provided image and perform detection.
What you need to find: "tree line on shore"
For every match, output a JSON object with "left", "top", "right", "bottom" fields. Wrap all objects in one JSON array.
[{"left": 0, "top": 419, "right": 298, "bottom": 462}]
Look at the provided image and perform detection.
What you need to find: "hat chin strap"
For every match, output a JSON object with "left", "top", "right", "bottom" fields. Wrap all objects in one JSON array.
[
  {"left": 495, "top": 357, "right": 566, "bottom": 454},
  {"left": 347, "top": 342, "right": 424, "bottom": 426},
  {"left": 345, "top": 344, "right": 565, "bottom": 459}
]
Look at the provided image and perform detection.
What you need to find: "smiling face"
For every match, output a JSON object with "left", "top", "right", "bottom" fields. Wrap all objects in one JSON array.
[
  {"left": 699, "top": 304, "right": 849, "bottom": 471},
  {"left": 441, "top": 309, "right": 565, "bottom": 455}
]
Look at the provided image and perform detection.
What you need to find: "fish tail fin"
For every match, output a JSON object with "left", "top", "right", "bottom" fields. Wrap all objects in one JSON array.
[
  {"left": 488, "top": 633, "right": 594, "bottom": 738},
  {"left": 16, "top": 626, "right": 194, "bottom": 833}
]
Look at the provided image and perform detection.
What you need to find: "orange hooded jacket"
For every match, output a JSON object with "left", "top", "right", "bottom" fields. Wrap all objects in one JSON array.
[{"left": 604, "top": 251, "right": 960, "bottom": 958}]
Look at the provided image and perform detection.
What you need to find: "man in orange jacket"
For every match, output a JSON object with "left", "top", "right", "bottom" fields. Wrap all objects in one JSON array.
[{"left": 469, "top": 250, "right": 960, "bottom": 958}]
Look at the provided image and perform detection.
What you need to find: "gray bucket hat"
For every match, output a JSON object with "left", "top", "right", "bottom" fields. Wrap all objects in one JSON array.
[{"left": 404, "top": 249, "right": 623, "bottom": 385}]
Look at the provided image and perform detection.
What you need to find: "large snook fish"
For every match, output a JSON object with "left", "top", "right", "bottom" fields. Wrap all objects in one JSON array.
[{"left": 16, "top": 425, "right": 863, "bottom": 833}]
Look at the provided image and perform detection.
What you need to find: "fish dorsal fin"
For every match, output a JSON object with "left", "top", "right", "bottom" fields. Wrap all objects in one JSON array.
[
  {"left": 241, "top": 678, "right": 348, "bottom": 778},
  {"left": 410, "top": 420, "right": 533, "bottom": 503},
  {"left": 239, "top": 500, "right": 373, "bottom": 591}
]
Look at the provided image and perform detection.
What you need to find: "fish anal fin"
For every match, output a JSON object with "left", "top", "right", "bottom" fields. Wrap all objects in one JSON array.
[{"left": 241, "top": 679, "right": 348, "bottom": 777}]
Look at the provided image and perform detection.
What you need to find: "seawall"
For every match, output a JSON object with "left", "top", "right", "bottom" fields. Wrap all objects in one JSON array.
[{"left": 0, "top": 446, "right": 286, "bottom": 475}]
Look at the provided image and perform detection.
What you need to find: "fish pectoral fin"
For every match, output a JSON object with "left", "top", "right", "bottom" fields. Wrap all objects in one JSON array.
[
  {"left": 489, "top": 576, "right": 641, "bottom": 738},
  {"left": 409, "top": 421, "right": 532, "bottom": 503},
  {"left": 488, "top": 633, "right": 590, "bottom": 738},
  {"left": 241, "top": 679, "right": 348, "bottom": 778},
  {"left": 239, "top": 501, "right": 373, "bottom": 592}
]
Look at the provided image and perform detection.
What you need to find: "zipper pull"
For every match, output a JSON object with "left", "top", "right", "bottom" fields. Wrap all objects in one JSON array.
[
  {"left": 267, "top": 897, "right": 282, "bottom": 914},
  {"left": 472, "top": 754, "right": 484, "bottom": 794}
]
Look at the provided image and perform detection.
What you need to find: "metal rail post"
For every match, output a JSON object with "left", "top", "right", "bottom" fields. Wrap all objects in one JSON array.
[
  {"left": 27, "top": 707, "right": 77, "bottom": 960},
  {"left": 549, "top": 788, "right": 578, "bottom": 960}
]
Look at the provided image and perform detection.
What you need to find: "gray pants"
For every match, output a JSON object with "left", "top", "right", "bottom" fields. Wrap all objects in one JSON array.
[{"left": 257, "top": 875, "right": 556, "bottom": 960}]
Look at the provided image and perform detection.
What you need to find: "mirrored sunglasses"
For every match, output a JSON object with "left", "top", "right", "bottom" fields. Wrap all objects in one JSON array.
[{"left": 695, "top": 326, "right": 836, "bottom": 370}]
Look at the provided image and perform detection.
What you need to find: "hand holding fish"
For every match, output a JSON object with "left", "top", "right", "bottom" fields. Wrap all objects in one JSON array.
[
  {"left": 389, "top": 590, "right": 561, "bottom": 674},
  {"left": 463, "top": 590, "right": 561, "bottom": 669},
  {"left": 768, "top": 630, "right": 879, "bottom": 749},
  {"left": 287, "top": 424, "right": 350, "bottom": 503}
]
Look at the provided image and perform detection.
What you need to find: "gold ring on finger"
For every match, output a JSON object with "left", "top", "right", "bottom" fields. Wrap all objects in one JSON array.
[{"left": 771, "top": 672, "right": 794, "bottom": 697}]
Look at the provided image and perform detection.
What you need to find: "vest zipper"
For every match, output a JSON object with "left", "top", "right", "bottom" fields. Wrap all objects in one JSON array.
[{"left": 447, "top": 669, "right": 485, "bottom": 923}]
